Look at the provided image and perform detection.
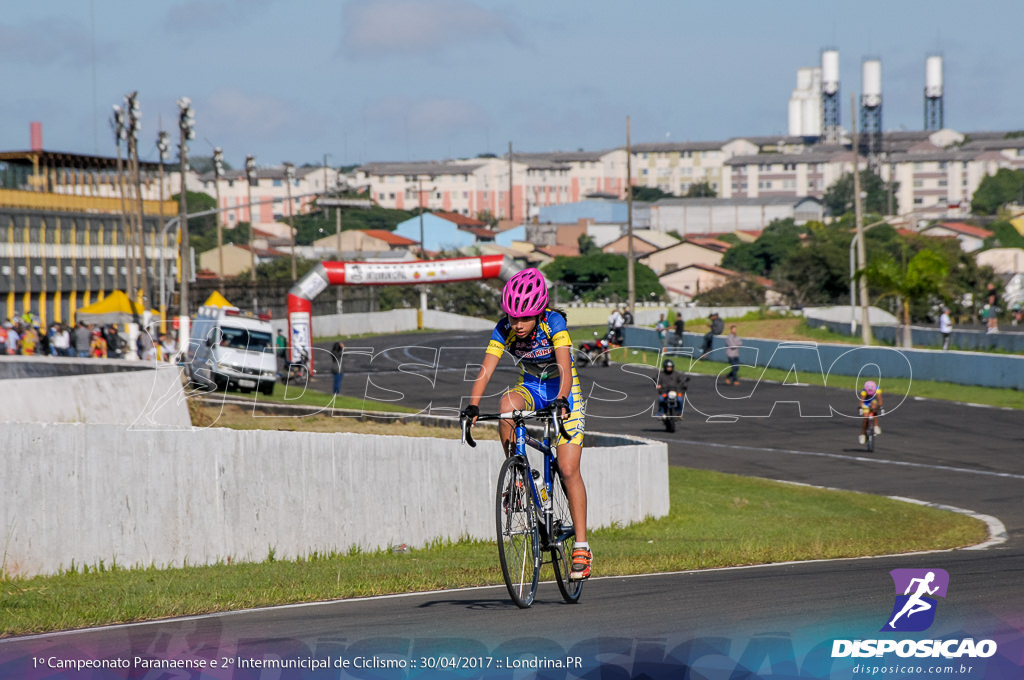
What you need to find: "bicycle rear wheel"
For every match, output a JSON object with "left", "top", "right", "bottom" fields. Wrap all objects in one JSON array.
[
  {"left": 549, "top": 468, "right": 582, "bottom": 603},
  {"left": 495, "top": 456, "right": 540, "bottom": 608}
]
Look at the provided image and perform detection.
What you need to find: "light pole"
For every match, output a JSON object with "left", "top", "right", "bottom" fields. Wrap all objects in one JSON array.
[
  {"left": 126, "top": 91, "right": 149, "bottom": 309},
  {"left": 851, "top": 94, "right": 870, "bottom": 345},
  {"left": 284, "top": 162, "right": 297, "bottom": 281},
  {"left": 156, "top": 130, "right": 170, "bottom": 327},
  {"left": 110, "top": 103, "right": 131, "bottom": 300},
  {"left": 177, "top": 97, "right": 195, "bottom": 317},
  {"left": 245, "top": 154, "right": 257, "bottom": 309},
  {"left": 213, "top": 147, "right": 224, "bottom": 278}
]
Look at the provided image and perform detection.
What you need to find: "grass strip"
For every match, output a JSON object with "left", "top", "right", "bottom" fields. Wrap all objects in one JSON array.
[
  {"left": 572, "top": 320, "right": 1024, "bottom": 411},
  {"left": 0, "top": 467, "right": 986, "bottom": 636}
]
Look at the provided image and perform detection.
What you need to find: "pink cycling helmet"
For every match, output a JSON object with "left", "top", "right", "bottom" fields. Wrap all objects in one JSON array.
[
  {"left": 864, "top": 380, "right": 877, "bottom": 396},
  {"left": 502, "top": 268, "right": 548, "bottom": 317}
]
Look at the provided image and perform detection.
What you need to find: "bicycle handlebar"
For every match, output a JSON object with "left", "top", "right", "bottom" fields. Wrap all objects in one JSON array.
[{"left": 460, "top": 407, "right": 571, "bottom": 448}]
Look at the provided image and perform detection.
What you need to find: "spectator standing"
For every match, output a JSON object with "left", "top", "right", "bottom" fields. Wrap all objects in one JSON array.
[
  {"left": 6, "top": 323, "right": 20, "bottom": 355},
  {"left": 137, "top": 328, "right": 157, "bottom": 361},
  {"left": 329, "top": 340, "right": 346, "bottom": 397},
  {"left": 607, "top": 307, "right": 624, "bottom": 345},
  {"left": 939, "top": 308, "right": 953, "bottom": 351},
  {"left": 986, "top": 283, "right": 999, "bottom": 334},
  {"left": 275, "top": 329, "right": 288, "bottom": 377},
  {"left": 90, "top": 329, "right": 108, "bottom": 358},
  {"left": 621, "top": 303, "right": 634, "bottom": 326},
  {"left": 655, "top": 313, "right": 668, "bottom": 348},
  {"left": 73, "top": 322, "right": 92, "bottom": 358},
  {"left": 673, "top": 313, "right": 685, "bottom": 348},
  {"left": 725, "top": 325, "right": 742, "bottom": 385},
  {"left": 702, "top": 312, "right": 724, "bottom": 356},
  {"left": 106, "top": 324, "right": 124, "bottom": 359}
]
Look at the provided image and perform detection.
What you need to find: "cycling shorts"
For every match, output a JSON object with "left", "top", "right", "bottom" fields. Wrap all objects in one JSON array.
[{"left": 507, "top": 367, "right": 585, "bottom": 447}]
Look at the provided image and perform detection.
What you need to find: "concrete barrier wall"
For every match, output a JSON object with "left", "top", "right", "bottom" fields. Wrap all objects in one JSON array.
[
  {"left": 271, "top": 309, "right": 495, "bottom": 339},
  {"left": 623, "top": 326, "right": 1024, "bottom": 391},
  {"left": 1, "top": 423, "right": 669, "bottom": 578},
  {"left": 0, "top": 361, "right": 191, "bottom": 427},
  {"left": 806, "top": 316, "right": 1024, "bottom": 353}
]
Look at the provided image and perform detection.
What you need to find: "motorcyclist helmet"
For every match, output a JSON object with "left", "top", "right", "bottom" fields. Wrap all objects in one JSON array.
[
  {"left": 863, "top": 380, "right": 877, "bottom": 396},
  {"left": 663, "top": 359, "right": 675, "bottom": 372},
  {"left": 502, "top": 268, "right": 548, "bottom": 317}
]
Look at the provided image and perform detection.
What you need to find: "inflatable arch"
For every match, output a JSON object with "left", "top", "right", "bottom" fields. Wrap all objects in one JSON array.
[{"left": 285, "top": 254, "right": 523, "bottom": 369}]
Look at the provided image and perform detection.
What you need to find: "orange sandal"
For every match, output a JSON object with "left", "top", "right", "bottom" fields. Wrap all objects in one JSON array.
[{"left": 570, "top": 547, "right": 592, "bottom": 580}]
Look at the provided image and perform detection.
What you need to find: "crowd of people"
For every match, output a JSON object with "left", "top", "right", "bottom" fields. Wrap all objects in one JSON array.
[{"left": 0, "top": 314, "right": 177, "bottom": 362}]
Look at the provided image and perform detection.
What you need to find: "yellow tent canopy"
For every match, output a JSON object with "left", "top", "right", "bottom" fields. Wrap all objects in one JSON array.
[
  {"left": 202, "top": 291, "right": 233, "bottom": 308},
  {"left": 76, "top": 290, "right": 149, "bottom": 325}
]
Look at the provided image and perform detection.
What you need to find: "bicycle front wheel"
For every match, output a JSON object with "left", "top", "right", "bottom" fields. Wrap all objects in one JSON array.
[
  {"left": 495, "top": 456, "right": 540, "bottom": 608},
  {"left": 549, "top": 470, "right": 582, "bottom": 604}
]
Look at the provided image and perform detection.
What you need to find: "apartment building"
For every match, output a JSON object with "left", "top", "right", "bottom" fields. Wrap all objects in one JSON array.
[{"left": 197, "top": 164, "right": 340, "bottom": 227}]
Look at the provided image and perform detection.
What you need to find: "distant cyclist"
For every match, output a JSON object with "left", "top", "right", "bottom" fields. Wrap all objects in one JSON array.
[
  {"left": 462, "top": 268, "right": 592, "bottom": 580},
  {"left": 858, "top": 380, "right": 883, "bottom": 445}
]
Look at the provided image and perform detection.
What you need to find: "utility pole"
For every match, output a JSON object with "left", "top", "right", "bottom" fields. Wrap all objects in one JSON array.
[
  {"left": 177, "top": 97, "right": 195, "bottom": 317},
  {"left": 851, "top": 94, "right": 872, "bottom": 345},
  {"left": 285, "top": 162, "right": 297, "bottom": 282},
  {"left": 245, "top": 155, "right": 257, "bottom": 310},
  {"left": 213, "top": 147, "right": 224, "bottom": 279},
  {"left": 508, "top": 141, "right": 514, "bottom": 222},
  {"left": 626, "top": 116, "right": 635, "bottom": 314}
]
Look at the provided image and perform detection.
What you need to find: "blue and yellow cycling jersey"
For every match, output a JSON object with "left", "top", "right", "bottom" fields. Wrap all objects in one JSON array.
[
  {"left": 859, "top": 389, "right": 881, "bottom": 410},
  {"left": 486, "top": 310, "right": 584, "bottom": 446},
  {"left": 486, "top": 309, "right": 574, "bottom": 382}
]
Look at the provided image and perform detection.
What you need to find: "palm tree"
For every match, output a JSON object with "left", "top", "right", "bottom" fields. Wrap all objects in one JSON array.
[{"left": 862, "top": 249, "right": 949, "bottom": 347}]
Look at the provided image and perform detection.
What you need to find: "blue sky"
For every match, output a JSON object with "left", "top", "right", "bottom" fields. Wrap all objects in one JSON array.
[{"left": 2, "top": 0, "right": 1021, "bottom": 170}]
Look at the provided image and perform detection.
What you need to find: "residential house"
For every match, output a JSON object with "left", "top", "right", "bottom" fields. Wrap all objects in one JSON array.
[
  {"left": 198, "top": 243, "right": 286, "bottom": 278},
  {"left": 659, "top": 263, "right": 779, "bottom": 304},
  {"left": 603, "top": 229, "right": 679, "bottom": 256},
  {"left": 639, "top": 238, "right": 730, "bottom": 275},
  {"left": 919, "top": 222, "right": 994, "bottom": 252}
]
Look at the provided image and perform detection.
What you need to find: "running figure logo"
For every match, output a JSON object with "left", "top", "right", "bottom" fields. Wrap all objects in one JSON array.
[{"left": 882, "top": 569, "right": 950, "bottom": 632}]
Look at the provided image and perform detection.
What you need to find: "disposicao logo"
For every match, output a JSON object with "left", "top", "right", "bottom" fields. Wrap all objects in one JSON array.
[
  {"left": 832, "top": 568, "right": 998, "bottom": 660},
  {"left": 882, "top": 568, "right": 949, "bottom": 632}
]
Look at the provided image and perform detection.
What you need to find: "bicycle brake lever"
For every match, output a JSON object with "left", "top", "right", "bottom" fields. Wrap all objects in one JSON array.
[
  {"left": 551, "top": 410, "right": 570, "bottom": 442},
  {"left": 460, "top": 416, "right": 477, "bottom": 448}
]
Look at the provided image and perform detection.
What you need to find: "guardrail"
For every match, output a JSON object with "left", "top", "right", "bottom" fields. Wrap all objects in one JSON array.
[{"left": 623, "top": 326, "right": 1024, "bottom": 391}]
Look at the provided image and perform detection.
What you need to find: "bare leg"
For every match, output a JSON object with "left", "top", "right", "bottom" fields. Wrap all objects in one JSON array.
[{"left": 557, "top": 441, "right": 587, "bottom": 543}]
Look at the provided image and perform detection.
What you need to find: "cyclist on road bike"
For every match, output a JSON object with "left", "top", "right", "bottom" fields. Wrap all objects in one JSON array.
[
  {"left": 858, "top": 380, "right": 883, "bottom": 445},
  {"left": 462, "top": 267, "right": 592, "bottom": 580}
]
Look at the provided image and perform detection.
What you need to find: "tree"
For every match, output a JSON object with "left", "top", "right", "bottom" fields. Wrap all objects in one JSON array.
[
  {"left": 823, "top": 170, "right": 897, "bottom": 216},
  {"left": 577, "top": 233, "right": 600, "bottom": 255},
  {"left": 684, "top": 181, "right": 717, "bottom": 198},
  {"left": 542, "top": 253, "right": 664, "bottom": 303},
  {"left": 721, "top": 218, "right": 804, "bottom": 278},
  {"left": 693, "top": 276, "right": 767, "bottom": 306},
  {"left": 171, "top": 190, "right": 217, "bottom": 252},
  {"left": 862, "top": 248, "right": 949, "bottom": 347},
  {"left": 987, "top": 220, "right": 1024, "bottom": 248},
  {"left": 631, "top": 186, "right": 674, "bottom": 202},
  {"left": 970, "top": 169, "right": 1024, "bottom": 215},
  {"left": 376, "top": 280, "right": 501, "bottom": 318}
]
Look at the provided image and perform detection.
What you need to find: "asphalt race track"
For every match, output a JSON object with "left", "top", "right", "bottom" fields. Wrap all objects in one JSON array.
[{"left": 2, "top": 330, "right": 1022, "bottom": 679}]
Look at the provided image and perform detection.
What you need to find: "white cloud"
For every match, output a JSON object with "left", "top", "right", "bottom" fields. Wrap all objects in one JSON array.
[{"left": 340, "top": 0, "right": 520, "bottom": 58}]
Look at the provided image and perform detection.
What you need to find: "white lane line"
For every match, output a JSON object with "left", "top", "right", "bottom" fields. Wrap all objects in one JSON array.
[{"left": 659, "top": 437, "right": 1024, "bottom": 481}]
